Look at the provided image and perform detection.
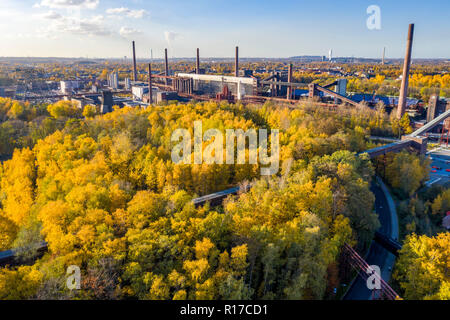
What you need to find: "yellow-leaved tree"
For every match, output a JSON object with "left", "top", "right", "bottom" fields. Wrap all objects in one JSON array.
[{"left": 394, "top": 233, "right": 450, "bottom": 300}]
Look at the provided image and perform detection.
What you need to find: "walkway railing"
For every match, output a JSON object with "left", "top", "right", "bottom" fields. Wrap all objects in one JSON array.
[{"left": 343, "top": 243, "right": 400, "bottom": 300}]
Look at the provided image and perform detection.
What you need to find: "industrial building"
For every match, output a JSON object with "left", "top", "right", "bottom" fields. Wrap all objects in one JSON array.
[
  {"left": 108, "top": 72, "right": 119, "bottom": 90},
  {"left": 70, "top": 97, "right": 95, "bottom": 109},
  {"left": 99, "top": 89, "right": 150, "bottom": 114},
  {"left": 125, "top": 78, "right": 131, "bottom": 90},
  {"left": 60, "top": 80, "right": 80, "bottom": 94},
  {"left": 427, "top": 95, "right": 450, "bottom": 122},
  {"left": 427, "top": 95, "right": 450, "bottom": 133},
  {"left": 175, "top": 73, "right": 257, "bottom": 100},
  {"left": 132, "top": 83, "right": 153, "bottom": 100}
]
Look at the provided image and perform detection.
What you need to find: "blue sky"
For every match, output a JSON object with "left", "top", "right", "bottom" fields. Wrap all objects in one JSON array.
[{"left": 0, "top": 0, "right": 449, "bottom": 58}]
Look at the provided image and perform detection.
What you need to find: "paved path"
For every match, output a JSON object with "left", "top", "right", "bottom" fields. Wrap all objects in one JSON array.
[{"left": 343, "top": 177, "right": 398, "bottom": 300}]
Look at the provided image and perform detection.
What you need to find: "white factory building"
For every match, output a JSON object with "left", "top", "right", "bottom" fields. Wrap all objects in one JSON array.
[{"left": 60, "top": 80, "right": 81, "bottom": 94}]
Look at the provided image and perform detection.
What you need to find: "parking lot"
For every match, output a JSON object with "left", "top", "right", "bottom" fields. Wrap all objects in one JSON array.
[{"left": 426, "top": 147, "right": 450, "bottom": 186}]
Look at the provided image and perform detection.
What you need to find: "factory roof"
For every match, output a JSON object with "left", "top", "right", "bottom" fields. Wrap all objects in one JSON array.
[{"left": 349, "top": 93, "right": 420, "bottom": 106}]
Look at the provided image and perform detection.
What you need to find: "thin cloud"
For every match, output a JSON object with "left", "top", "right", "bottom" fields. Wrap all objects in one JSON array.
[
  {"left": 106, "top": 7, "right": 148, "bottom": 19},
  {"left": 40, "top": 10, "right": 63, "bottom": 19},
  {"left": 164, "top": 31, "right": 179, "bottom": 44},
  {"left": 164, "top": 31, "right": 180, "bottom": 57},
  {"left": 34, "top": 0, "right": 100, "bottom": 9},
  {"left": 119, "top": 26, "right": 142, "bottom": 37},
  {"left": 37, "top": 14, "right": 111, "bottom": 38}
]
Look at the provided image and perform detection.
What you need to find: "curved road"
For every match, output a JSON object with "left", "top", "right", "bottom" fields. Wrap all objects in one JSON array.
[{"left": 344, "top": 177, "right": 398, "bottom": 300}]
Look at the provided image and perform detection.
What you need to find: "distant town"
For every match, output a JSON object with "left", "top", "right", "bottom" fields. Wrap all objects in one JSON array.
[
  {"left": 0, "top": 8, "right": 449, "bottom": 304},
  {"left": 1, "top": 45, "right": 448, "bottom": 139}
]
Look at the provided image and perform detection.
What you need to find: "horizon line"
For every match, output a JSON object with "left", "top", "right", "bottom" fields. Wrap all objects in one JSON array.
[{"left": 1, "top": 56, "right": 449, "bottom": 61}]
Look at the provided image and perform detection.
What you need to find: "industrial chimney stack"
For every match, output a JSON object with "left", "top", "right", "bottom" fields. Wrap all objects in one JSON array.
[
  {"left": 397, "top": 24, "right": 414, "bottom": 119},
  {"left": 235, "top": 46, "right": 239, "bottom": 77},
  {"left": 132, "top": 41, "right": 137, "bottom": 82},
  {"left": 148, "top": 63, "right": 153, "bottom": 104},
  {"left": 164, "top": 48, "right": 169, "bottom": 85},
  {"left": 196, "top": 48, "right": 200, "bottom": 74}
]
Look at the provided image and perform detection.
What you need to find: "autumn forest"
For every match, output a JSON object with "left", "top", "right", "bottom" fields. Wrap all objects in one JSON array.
[{"left": 0, "top": 97, "right": 448, "bottom": 300}]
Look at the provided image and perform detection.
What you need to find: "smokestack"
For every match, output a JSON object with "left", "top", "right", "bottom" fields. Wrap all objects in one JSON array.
[
  {"left": 382, "top": 47, "right": 386, "bottom": 65},
  {"left": 196, "top": 48, "right": 200, "bottom": 74},
  {"left": 397, "top": 24, "right": 414, "bottom": 119},
  {"left": 287, "top": 64, "right": 293, "bottom": 99},
  {"left": 235, "top": 46, "right": 239, "bottom": 77},
  {"left": 148, "top": 63, "right": 153, "bottom": 104},
  {"left": 164, "top": 48, "right": 169, "bottom": 85},
  {"left": 132, "top": 41, "right": 137, "bottom": 82}
]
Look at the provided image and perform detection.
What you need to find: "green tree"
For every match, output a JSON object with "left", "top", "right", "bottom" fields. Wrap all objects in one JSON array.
[
  {"left": 394, "top": 233, "right": 450, "bottom": 300},
  {"left": 385, "top": 152, "right": 430, "bottom": 197},
  {"left": 431, "top": 189, "right": 450, "bottom": 216},
  {"left": 399, "top": 113, "right": 413, "bottom": 135}
]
